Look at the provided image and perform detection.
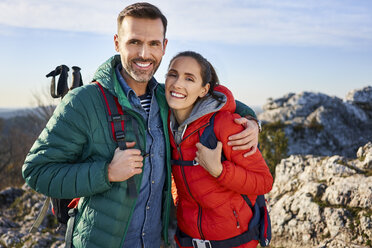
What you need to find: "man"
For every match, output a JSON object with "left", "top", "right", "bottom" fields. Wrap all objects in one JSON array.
[{"left": 23, "top": 3, "right": 260, "bottom": 248}]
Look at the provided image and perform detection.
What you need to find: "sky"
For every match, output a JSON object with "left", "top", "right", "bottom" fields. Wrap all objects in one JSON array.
[{"left": 1, "top": 0, "right": 372, "bottom": 109}]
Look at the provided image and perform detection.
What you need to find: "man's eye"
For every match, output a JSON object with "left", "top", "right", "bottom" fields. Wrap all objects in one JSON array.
[
  {"left": 130, "top": 40, "right": 139, "bottom": 45},
  {"left": 150, "top": 42, "right": 160, "bottom": 46}
]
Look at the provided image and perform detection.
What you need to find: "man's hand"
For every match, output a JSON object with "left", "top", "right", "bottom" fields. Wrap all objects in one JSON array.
[
  {"left": 108, "top": 142, "right": 144, "bottom": 182},
  {"left": 195, "top": 141, "right": 223, "bottom": 178},
  {"left": 227, "top": 117, "right": 259, "bottom": 157}
]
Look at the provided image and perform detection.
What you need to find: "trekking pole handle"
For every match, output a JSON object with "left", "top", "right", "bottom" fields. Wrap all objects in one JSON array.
[{"left": 71, "top": 66, "right": 82, "bottom": 90}]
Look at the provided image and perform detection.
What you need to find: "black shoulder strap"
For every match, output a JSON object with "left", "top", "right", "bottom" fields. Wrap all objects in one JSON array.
[
  {"left": 95, "top": 82, "right": 137, "bottom": 198},
  {"left": 170, "top": 112, "right": 219, "bottom": 166}
]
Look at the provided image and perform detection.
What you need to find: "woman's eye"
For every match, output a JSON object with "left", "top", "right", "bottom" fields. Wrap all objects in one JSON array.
[
  {"left": 186, "top": 77, "right": 194, "bottom": 82},
  {"left": 166, "top": 73, "right": 176, "bottom": 77}
]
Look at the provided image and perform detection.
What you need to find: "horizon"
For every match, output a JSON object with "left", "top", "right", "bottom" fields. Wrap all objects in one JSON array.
[{"left": 1, "top": 0, "right": 372, "bottom": 108}]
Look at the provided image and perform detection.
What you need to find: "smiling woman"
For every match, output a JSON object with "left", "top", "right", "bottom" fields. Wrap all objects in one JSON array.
[
  {"left": 165, "top": 51, "right": 273, "bottom": 248},
  {"left": 165, "top": 55, "right": 210, "bottom": 124}
]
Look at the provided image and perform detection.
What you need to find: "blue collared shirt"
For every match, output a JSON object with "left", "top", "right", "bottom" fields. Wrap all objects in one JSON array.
[{"left": 115, "top": 64, "right": 166, "bottom": 248}]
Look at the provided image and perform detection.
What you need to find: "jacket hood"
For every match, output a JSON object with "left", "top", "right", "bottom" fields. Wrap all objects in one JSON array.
[
  {"left": 93, "top": 55, "right": 122, "bottom": 96},
  {"left": 172, "top": 84, "right": 236, "bottom": 127},
  {"left": 214, "top": 84, "right": 236, "bottom": 113}
]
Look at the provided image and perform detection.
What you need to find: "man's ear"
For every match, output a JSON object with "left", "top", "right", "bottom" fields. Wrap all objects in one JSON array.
[
  {"left": 114, "top": 34, "right": 120, "bottom": 52},
  {"left": 162, "top": 38, "right": 168, "bottom": 55}
]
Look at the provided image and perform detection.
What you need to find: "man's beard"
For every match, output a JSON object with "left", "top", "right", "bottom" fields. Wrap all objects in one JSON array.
[{"left": 123, "top": 58, "right": 161, "bottom": 83}]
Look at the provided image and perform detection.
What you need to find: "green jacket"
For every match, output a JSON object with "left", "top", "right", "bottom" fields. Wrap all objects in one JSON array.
[
  {"left": 23, "top": 55, "right": 256, "bottom": 248},
  {"left": 23, "top": 55, "right": 172, "bottom": 247}
]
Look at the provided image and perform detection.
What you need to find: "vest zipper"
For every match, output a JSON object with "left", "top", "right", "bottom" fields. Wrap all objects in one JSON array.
[
  {"left": 177, "top": 145, "right": 205, "bottom": 240},
  {"left": 173, "top": 119, "right": 213, "bottom": 240},
  {"left": 233, "top": 210, "right": 241, "bottom": 229}
]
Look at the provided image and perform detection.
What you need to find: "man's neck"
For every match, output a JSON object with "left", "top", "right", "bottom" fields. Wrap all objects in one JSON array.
[{"left": 120, "top": 69, "right": 148, "bottom": 96}]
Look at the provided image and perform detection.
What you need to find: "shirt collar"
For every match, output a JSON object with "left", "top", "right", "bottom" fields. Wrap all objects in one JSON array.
[{"left": 115, "top": 63, "right": 158, "bottom": 97}]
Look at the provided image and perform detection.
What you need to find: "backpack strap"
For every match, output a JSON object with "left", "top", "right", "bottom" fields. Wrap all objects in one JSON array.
[
  {"left": 29, "top": 197, "right": 51, "bottom": 233},
  {"left": 95, "top": 82, "right": 137, "bottom": 198},
  {"left": 171, "top": 113, "right": 226, "bottom": 166}
]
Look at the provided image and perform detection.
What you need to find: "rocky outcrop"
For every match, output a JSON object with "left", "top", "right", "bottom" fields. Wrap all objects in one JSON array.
[
  {"left": 258, "top": 86, "right": 372, "bottom": 158},
  {"left": 268, "top": 142, "right": 372, "bottom": 248},
  {"left": 0, "top": 185, "right": 65, "bottom": 248}
]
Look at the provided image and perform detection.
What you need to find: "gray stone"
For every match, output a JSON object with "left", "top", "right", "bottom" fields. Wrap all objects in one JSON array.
[
  {"left": 259, "top": 86, "right": 372, "bottom": 158},
  {"left": 268, "top": 143, "right": 372, "bottom": 248}
]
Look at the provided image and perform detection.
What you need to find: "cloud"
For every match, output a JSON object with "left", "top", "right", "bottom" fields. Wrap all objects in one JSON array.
[{"left": 1, "top": 0, "right": 372, "bottom": 47}]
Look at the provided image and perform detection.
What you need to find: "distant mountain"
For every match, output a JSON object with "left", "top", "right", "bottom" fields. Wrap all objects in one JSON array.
[
  {"left": 0, "top": 108, "right": 32, "bottom": 119},
  {"left": 251, "top": 105, "right": 263, "bottom": 115}
]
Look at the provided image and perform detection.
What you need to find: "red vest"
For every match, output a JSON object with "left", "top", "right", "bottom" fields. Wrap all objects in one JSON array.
[{"left": 170, "top": 86, "right": 273, "bottom": 248}]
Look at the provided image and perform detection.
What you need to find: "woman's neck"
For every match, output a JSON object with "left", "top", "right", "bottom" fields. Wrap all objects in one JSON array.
[{"left": 173, "top": 108, "right": 193, "bottom": 126}]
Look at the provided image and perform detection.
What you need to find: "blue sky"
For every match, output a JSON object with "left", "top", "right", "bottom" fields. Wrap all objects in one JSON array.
[{"left": 1, "top": 0, "right": 372, "bottom": 108}]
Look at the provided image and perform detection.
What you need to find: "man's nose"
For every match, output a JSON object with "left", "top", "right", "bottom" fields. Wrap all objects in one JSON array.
[{"left": 138, "top": 45, "right": 150, "bottom": 59}]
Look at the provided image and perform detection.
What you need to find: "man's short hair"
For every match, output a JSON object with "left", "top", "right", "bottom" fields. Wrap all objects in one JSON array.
[{"left": 117, "top": 2, "right": 168, "bottom": 37}]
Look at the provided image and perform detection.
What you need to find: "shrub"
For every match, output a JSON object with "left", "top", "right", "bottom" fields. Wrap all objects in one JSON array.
[{"left": 258, "top": 121, "right": 289, "bottom": 178}]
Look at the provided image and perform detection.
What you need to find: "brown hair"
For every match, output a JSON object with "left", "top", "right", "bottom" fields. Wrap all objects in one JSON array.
[
  {"left": 117, "top": 2, "right": 167, "bottom": 37},
  {"left": 168, "top": 51, "right": 224, "bottom": 103}
]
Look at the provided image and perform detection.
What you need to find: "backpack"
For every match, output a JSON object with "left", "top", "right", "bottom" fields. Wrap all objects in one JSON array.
[
  {"left": 172, "top": 112, "right": 272, "bottom": 247},
  {"left": 30, "top": 66, "right": 139, "bottom": 234}
]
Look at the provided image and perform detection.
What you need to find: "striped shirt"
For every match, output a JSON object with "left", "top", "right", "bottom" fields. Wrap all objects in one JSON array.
[{"left": 139, "top": 93, "right": 152, "bottom": 113}]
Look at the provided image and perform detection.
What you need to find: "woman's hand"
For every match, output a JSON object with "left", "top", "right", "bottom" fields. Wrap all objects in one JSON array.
[{"left": 195, "top": 141, "right": 223, "bottom": 178}]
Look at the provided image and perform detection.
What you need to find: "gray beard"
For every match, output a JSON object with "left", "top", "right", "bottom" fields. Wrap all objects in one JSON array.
[{"left": 122, "top": 61, "right": 160, "bottom": 83}]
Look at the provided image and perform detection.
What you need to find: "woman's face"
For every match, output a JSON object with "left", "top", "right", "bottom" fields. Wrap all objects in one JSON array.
[{"left": 165, "top": 56, "right": 210, "bottom": 117}]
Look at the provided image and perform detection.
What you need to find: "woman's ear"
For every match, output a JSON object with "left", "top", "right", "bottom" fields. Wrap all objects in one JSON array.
[{"left": 199, "top": 83, "right": 210, "bottom": 98}]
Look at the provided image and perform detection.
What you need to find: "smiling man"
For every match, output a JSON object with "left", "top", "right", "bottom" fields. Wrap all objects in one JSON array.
[{"left": 22, "top": 2, "right": 260, "bottom": 248}]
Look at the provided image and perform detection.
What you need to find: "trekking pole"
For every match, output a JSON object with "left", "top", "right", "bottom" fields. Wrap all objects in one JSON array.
[
  {"left": 47, "top": 65, "right": 69, "bottom": 99},
  {"left": 70, "top": 66, "right": 83, "bottom": 90}
]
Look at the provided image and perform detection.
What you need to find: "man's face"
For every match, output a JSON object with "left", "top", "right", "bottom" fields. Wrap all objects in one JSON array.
[{"left": 114, "top": 16, "right": 168, "bottom": 85}]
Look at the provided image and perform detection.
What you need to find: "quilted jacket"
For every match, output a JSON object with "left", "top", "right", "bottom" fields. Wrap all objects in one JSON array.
[
  {"left": 169, "top": 85, "right": 273, "bottom": 248},
  {"left": 22, "top": 55, "right": 172, "bottom": 248}
]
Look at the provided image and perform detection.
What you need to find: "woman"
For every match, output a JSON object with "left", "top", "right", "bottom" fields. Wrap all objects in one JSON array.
[{"left": 165, "top": 51, "right": 273, "bottom": 248}]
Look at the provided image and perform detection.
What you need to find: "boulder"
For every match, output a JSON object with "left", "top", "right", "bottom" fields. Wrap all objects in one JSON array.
[
  {"left": 259, "top": 86, "right": 372, "bottom": 158},
  {"left": 268, "top": 142, "right": 372, "bottom": 248}
]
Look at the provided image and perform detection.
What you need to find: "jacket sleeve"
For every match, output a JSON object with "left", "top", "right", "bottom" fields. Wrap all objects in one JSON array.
[
  {"left": 214, "top": 111, "right": 273, "bottom": 195},
  {"left": 235, "top": 100, "right": 257, "bottom": 118},
  {"left": 22, "top": 89, "right": 112, "bottom": 199}
]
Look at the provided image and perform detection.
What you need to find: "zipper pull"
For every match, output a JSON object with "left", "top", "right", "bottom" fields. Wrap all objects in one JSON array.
[{"left": 233, "top": 210, "right": 240, "bottom": 229}]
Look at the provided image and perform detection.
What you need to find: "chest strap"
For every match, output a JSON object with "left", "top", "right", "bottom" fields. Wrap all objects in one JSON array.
[
  {"left": 171, "top": 160, "right": 199, "bottom": 166},
  {"left": 176, "top": 226, "right": 259, "bottom": 248}
]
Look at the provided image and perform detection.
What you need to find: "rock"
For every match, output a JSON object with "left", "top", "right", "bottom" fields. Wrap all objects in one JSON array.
[
  {"left": 268, "top": 143, "right": 372, "bottom": 248},
  {"left": 259, "top": 86, "right": 372, "bottom": 158},
  {"left": 346, "top": 85, "right": 372, "bottom": 111},
  {"left": 0, "top": 187, "right": 24, "bottom": 208},
  {"left": 0, "top": 188, "right": 64, "bottom": 247},
  {"left": 355, "top": 142, "right": 372, "bottom": 170}
]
